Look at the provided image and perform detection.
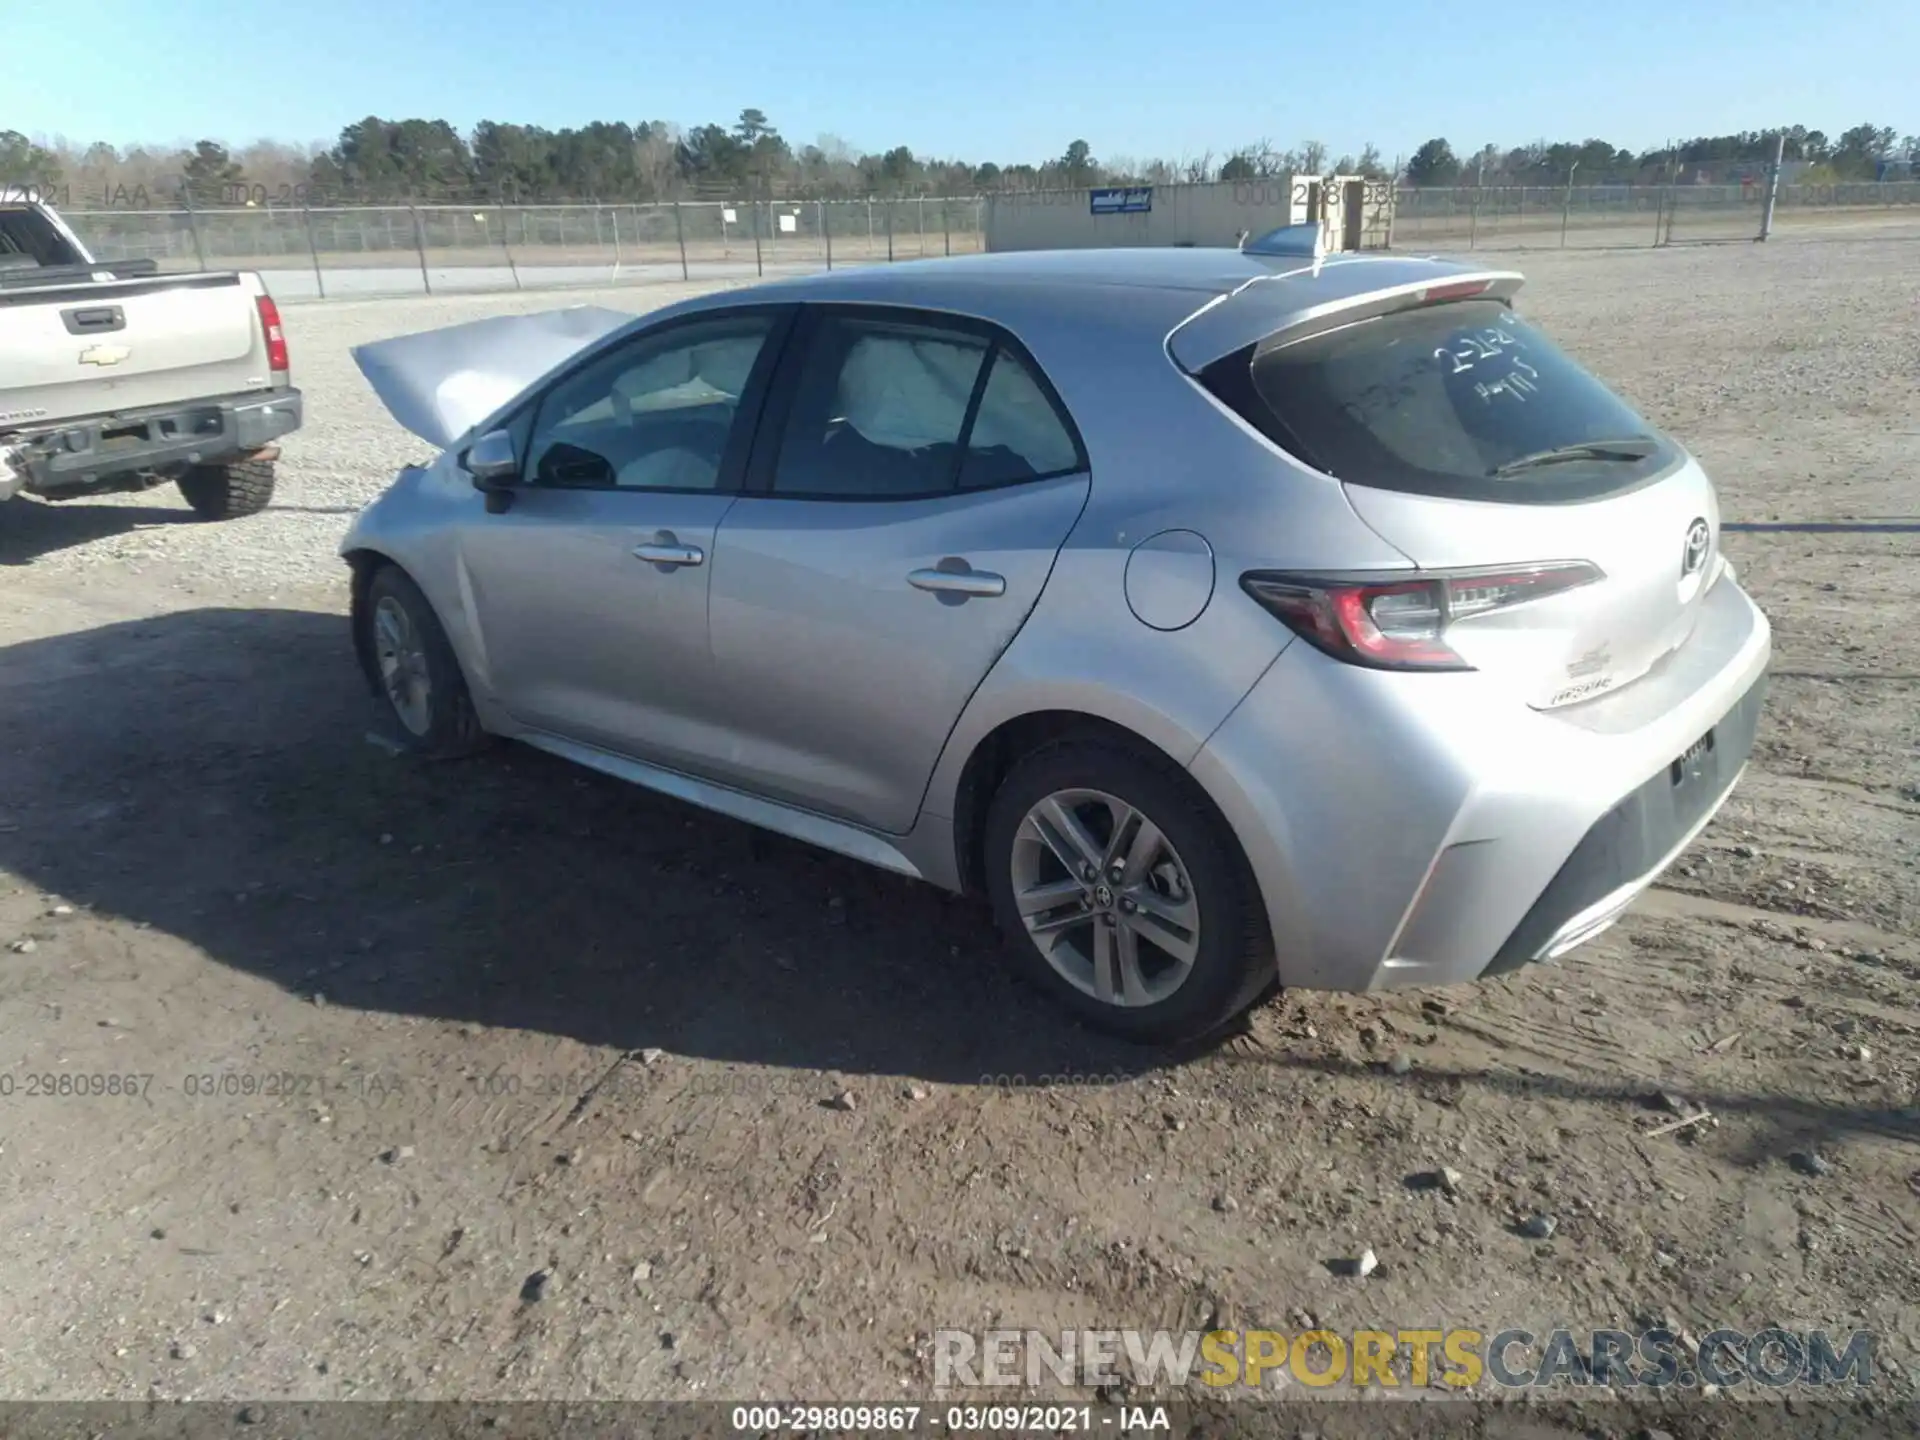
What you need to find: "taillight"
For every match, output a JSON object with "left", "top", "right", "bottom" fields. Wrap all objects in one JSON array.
[
  {"left": 256, "top": 294, "right": 289, "bottom": 373},
  {"left": 1241, "top": 563, "right": 1603, "bottom": 671}
]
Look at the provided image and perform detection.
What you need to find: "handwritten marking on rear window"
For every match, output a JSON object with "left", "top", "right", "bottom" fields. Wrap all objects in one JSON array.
[
  {"left": 1432, "top": 326, "right": 1522, "bottom": 375},
  {"left": 1428, "top": 321, "right": 1542, "bottom": 405},
  {"left": 1474, "top": 357, "right": 1540, "bottom": 404}
]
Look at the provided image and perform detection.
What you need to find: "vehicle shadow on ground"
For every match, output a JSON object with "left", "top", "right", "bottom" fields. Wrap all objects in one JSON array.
[
  {"left": 0, "top": 497, "right": 198, "bottom": 564},
  {"left": 0, "top": 606, "right": 1174, "bottom": 1085}
]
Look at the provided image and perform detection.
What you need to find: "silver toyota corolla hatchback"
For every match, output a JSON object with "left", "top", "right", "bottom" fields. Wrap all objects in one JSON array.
[{"left": 343, "top": 245, "right": 1770, "bottom": 1044}]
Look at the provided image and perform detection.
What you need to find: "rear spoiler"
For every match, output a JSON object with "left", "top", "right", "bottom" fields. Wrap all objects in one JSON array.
[{"left": 1168, "top": 261, "right": 1526, "bottom": 374}]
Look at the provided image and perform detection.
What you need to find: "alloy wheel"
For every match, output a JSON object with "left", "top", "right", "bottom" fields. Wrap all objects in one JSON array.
[
  {"left": 1008, "top": 788, "right": 1202, "bottom": 1007},
  {"left": 372, "top": 594, "right": 433, "bottom": 737}
]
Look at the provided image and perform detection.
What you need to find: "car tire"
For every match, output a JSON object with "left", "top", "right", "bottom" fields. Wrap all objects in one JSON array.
[
  {"left": 363, "top": 564, "right": 491, "bottom": 760},
  {"left": 177, "top": 458, "right": 276, "bottom": 520},
  {"left": 983, "top": 736, "right": 1275, "bottom": 1046}
]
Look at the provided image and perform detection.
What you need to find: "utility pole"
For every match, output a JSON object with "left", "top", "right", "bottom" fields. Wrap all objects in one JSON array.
[
  {"left": 1758, "top": 131, "right": 1786, "bottom": 241},
  {"left": 751, "top": 170, "right": 764, "bottom": 279}
]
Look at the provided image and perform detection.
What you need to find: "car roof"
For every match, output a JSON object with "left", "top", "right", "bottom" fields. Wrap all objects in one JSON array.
[
  {"left": 706, "top": 247, "right": 1516, "bottom": 359},
  {"left": 761, "top": 246, "right": 1295, "bottom": 296}
]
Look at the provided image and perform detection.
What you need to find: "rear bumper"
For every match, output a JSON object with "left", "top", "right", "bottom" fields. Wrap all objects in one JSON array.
[
  {"left": 5, "top": 387, "right": 302, "bottom": 497},
  {"left": 1188, "top": 573, "right": 1772, "bottom": 991},
  {"left": 1481, "top": 670, "right": 1765, "bottom": 974}
]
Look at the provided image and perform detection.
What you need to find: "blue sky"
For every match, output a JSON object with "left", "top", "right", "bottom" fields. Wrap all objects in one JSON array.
[{"left": 7, "top": 0, "right": 1915, "bottom": 164}]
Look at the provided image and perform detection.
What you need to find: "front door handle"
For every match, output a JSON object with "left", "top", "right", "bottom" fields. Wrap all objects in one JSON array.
[
  {"left": 907, "top": 564, "right": 1006, "bottom": 598},
  {"left": 633, "top": 531, "right": 705, "bottom": 570}
]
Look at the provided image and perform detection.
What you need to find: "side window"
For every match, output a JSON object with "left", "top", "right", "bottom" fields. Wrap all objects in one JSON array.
[
  {"left": 771, "top": 316, "right": 990, "bottom": 499},
  {"left": 957, "top": 347, "right": 1083, "bottom": 489},
  {"left": 525, "top": 313, "right": 775, "bottom": 492}
]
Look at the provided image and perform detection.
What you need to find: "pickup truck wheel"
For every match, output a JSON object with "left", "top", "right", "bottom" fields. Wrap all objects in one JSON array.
[
  {"left": 178, "top": 458, "right": 276, "bottom": 520},
  {"left": 363, "top": 565, "right": 491, "bottom": 760}
]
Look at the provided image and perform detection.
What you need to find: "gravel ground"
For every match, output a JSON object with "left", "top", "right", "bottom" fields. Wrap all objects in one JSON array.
[{"left": 0, "top": 236, "right": 1915, "bottom": 1417}]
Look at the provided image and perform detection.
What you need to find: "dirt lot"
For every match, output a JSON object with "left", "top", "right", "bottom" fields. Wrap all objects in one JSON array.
[{"left": 0, "top": 236, "right": 1915, "bottom": 1416}]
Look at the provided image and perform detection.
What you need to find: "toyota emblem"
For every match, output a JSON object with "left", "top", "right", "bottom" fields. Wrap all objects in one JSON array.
[{"left": 1681, "top": 518, "right": 1710, "bottom": 578}]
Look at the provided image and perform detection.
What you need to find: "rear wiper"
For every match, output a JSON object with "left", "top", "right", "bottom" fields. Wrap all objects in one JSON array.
[{"left": 1491, "top": 437, "right": 1659, "bottom": 477}]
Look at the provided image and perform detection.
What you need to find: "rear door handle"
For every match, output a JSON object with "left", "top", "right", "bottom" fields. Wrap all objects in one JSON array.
[
  {"left": 632, "top": 532, "right": 705, "bottom": 569},
  {"left": 907, "top": 565, "right": 1006, "bottom": 598}
]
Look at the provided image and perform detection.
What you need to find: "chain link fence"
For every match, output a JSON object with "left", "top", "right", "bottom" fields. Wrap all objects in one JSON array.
[
  {"left": 1391, "top": 181, "right": 1920, "bottom": 250},
  {"left": 53, "top": 182, "right": 1919, "bottom": 299},
  {"left": 61, "top": 197, "right": 987, "bottom": 300}
]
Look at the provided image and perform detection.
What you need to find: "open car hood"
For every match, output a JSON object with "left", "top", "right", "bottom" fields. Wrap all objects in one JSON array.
[{"left": 351, "top": 305, "right": 634, "bottom": 450}]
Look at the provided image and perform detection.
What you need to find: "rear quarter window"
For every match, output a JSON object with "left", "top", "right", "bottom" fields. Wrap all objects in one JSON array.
[
  {"left": 1201, "top": 299, "right": 1679, "bottom": 503},
  {"left": 0, "top": 206, "right": 84, "bottom": 268}
]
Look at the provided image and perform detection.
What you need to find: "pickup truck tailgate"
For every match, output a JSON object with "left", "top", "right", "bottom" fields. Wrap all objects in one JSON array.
[{"left": 0, "top": 274, "right": 269, "bottom": 426}]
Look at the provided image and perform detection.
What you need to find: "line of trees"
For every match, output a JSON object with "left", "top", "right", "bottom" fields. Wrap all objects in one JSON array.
[
  {"left": 1405, "top": 125, "right": 1917, "bottom": 187},
  {"left": 3, "top": 116, "right": 1140, "bottom": 206},
  {"left": 4, "top": 115, "right": 1916, "bottom": 208}
]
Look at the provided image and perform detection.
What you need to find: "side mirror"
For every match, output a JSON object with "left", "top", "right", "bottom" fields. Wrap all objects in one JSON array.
[{"left": 460, "top": 428, "right": 519, "bottom": 513}]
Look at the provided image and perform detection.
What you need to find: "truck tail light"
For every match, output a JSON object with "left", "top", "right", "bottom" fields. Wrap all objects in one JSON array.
[
  {"left": 256, "top": 294, "right": 289, "bottom": 373},
  {"left": 1241, "top": 563, "right": 1603, "bottom": 671}
]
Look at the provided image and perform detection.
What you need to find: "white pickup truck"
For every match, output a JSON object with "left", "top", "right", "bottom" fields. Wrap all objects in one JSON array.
[{"left": 0, "top": 195, "right": 302, "bottom": 519}]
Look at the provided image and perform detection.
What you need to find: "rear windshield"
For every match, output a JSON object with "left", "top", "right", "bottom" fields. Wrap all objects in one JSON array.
[
  {"left": 0, "top": 206, "right": 85, "bottom": 269},
  {"left": 1203, "top": 299, "right": 1677, "bottom": 502}
]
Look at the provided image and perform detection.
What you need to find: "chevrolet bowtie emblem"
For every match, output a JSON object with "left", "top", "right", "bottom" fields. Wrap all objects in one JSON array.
[{"left": 79, "top": 343, "right": 131, "bottom": 366}]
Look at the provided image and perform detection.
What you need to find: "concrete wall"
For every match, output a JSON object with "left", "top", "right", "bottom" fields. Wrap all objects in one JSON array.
[
  {"left": 987, "top": 180, "right": 1297, "bottom": 252},
  {"left": 986, "top": 179, "right": 1395, "bottom": 253}
]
